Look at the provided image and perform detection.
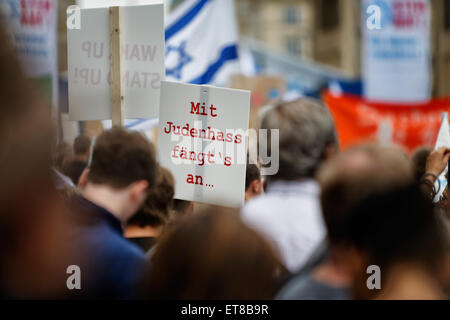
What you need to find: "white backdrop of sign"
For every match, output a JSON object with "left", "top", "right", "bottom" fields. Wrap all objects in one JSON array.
[
  {"left": 362, "top": 0, "right": 431, "bottom": 103},
  {"left": 158, "top": 81, "right": 250, "bottom": 208},
  {"left": 77, "top": 0, "right": 163, "bottom": 8},
  {"left": 434, "top": 113, "right": 450, "bottom": 202},
  {"left": 0, "top": 0, "right": 58, "bottom": 104},
  {"left": 67, "top": 4, "right": 165, "bottom": 120},
  {"left": 76, "top": 1, "right": 170, "bottom": 28}
]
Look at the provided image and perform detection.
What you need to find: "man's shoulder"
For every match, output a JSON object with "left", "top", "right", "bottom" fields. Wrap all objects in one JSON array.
[
  {"left": 276, "top": 273, "right": 315, "bottom": 300},
  {"left": 101, "top": 226, "right": 146, "bottom": 261},
  {"left": 277, "top": 274, "right": 343, "bottom": 300},
  {"left": 242, "top": 187, "right": 324, "bottom": 237},
  {"left": 241, "top": 194, "right": 285, "bottom": 234},
  {"left": 243, "top": 191, "right": 313, "bottom": 218},
  {"left": 70, "top": 218, "right": 146, "bottom": 263},
  {"left": 276, "top": 273, "right": 349, "bottom": 300}
]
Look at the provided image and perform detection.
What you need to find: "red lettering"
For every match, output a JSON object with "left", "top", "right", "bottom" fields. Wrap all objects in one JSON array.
[
  {"left": 190, "top": 102, "right": 200, "bottom": 115},
  {"left": 189, "top": 101, "right": 219, "bottom": 117}
]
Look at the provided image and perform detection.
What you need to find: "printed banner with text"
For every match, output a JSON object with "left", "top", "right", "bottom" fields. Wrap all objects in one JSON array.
[{"left": 362, "top": 0, "right": 431, "bottom": 103}]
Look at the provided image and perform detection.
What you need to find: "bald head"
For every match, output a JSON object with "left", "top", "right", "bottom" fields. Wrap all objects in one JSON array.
[
  {"left": 318, "top": 144, "right": 412, "bottom": 243},
  {"left": 319, "top": 144, "right": 411, "bottom": 191}
]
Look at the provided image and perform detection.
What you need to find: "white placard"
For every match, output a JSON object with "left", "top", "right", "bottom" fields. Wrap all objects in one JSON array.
[
  {"left": 157, "top": 81, "right": 250, "bottom": 208},
  {"left": 362, "top": 0, "right": 431, "bottom": 103},
  {"left": 67, "top": 4, "right": 165, "bottom": 120}
]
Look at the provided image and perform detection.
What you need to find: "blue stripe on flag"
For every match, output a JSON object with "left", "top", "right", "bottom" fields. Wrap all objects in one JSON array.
[
  {"left": 125, "top": 119, "right": 147, "bottom": 128},
  {"left": 165, "top": 0, "right": 211, "bottom": 41},
  {"left": 189, "top": 44, "right": 238, "bottom": 84}
]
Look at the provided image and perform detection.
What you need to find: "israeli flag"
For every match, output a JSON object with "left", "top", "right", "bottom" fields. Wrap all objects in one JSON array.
[
  {"left": 165, "top": 0, "right": 240, "bottom": 86},
  {"left": 106, "top": 0, "right": 241, "bottom": 131}
]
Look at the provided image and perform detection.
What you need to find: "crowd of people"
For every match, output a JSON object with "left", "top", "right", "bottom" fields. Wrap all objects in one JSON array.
[{"left": 0, "top": 24, "right": 449, "bottom": 300}]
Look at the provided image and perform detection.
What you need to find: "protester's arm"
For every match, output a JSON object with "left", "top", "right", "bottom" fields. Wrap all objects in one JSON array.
[{"left": 421, "top": 147, "right": 450, "bottom": 198}]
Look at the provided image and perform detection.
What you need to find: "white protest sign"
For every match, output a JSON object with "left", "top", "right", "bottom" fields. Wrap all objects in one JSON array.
[
  {"left": 158, "top": 81, "right": 250, "bottom": 208},
  {"left": 362, "top": 0, "right": 431, "bottom": 103},
  {"left": 433, "top": 113, "right": 450, "bottom": 202},
  {"left": 67, "top": 4, "right": 165, "bottom": 120}
]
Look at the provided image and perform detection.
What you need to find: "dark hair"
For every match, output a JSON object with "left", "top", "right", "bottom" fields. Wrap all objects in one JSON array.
[
  {"left": 142, "top": 208, "right": 283, "bottom": 299},
  {"left": 410, "top": 146, "right": 432, "bottom": 182},
  {"left": 172, "top": 199, "right": 192, "bottom": 221},
  {"left": 319, "top": 145, "right": 446, "bottom": 275},
  {"left": 88, "top": 127, "right": 158, "bottom": 189},
  {"left": 63, "top": 159, "right": 87, "bottom": 185},
  {"left": 331, "top": 184, "right": 446, "bottom": 273},
  {"left": 53, "top": 141, "right": 72, "bottom": 171},
  {"left": 128, "top": 167, "right": 175, "bottom": 228},
  {"left": 245, "top": 163, "right": 261, "bottom": 190},
  {"left": 73, "top": 135, "right": 91, "bottom": 156}
]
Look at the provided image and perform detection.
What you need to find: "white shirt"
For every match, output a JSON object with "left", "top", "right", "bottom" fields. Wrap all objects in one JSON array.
[{"left": 242, "top": 179, "right": 326, "bottom": 273}]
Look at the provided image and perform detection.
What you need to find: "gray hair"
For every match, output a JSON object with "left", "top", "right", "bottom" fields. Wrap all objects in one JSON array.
[{"left": 260, "top": 98, "right": 336, "bottom": 180}]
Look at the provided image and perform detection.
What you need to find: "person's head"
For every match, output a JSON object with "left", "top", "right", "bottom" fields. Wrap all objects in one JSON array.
[
  {"left": 411, "top": 146, "right": 432, "bottom": 182},
  {"left": 127, "top": 167, "right": 175, "bottom": 232},
  {"left": 73, "top": 135, "right": 91, "bottom": 162},
  {"left": 172, "top": 199, "right": 193, "bottom": 221},
  {"left": 53, "top": 141, "right": 72, "bottom": 172},
  {"left": 245, "top": 163, "right": 262, "bottom": 201},
  {"left": 79, "top": 127, "right": 158, "bottom": 221},
  {"left": 318, "top": 144, "right": 447, "bottom": 299},
  {"left": 0, "top": 23, "right": 73, "bottom": 298},
  {"left": 260, "top": 98, "right": 337, "bottom": 183},
  {"left": 63, "top": 159, "right": 87, "bottom": 186},
  {"left": 142, "top": 208, "right": 283, "bottom": 299}
]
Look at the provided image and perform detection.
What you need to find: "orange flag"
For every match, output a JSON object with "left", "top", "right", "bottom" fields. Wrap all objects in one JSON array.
[{"left": 323, "top": 91, "right": 450, "bottom": 152}]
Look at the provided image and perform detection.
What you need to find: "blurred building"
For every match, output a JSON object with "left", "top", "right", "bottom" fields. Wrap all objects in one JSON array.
[
  {"left": 236, "top": 0, "right": 450, "bottom": 96},
  {"left": 434, "top": 0, "right": 450, "bottom": 97},
  {"left": 58, "top": 0, "right": 450, "bottom": 96},
  {"left": 236, "top": 0, "right": 357, "bottom": 76}
]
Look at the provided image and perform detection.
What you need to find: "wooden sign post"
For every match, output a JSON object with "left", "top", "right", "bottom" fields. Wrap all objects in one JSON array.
[{"left": 109, "top": 6, "right": 124, "bottom": 127}]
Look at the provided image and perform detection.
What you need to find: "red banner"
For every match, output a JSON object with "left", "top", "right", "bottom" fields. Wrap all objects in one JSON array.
[{"left": 323, "top": 91, "right": 450, "bottom": 152}]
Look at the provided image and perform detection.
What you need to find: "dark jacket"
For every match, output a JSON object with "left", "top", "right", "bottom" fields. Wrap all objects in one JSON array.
[
  {"left": 67, "top": 195, "right": 147, "bottom": 299},
  {"left": 63, "top": 160, "right": 87, "bottom": 185}
]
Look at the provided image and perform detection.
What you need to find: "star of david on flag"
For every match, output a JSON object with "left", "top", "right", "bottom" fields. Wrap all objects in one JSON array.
[
  {"left": 164, "top": 0, "right": 241, "bottom": 86},
  {"left": 165, "top": 41, "right": 193, "bottom": 80}
]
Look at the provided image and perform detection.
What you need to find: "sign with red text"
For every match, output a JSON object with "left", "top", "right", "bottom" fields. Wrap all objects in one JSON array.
[
  {"left": 0, "top": 0, "right": 58, "bottom": 106},
  {"left": 67, "top": 4, "right": 165, "bottom": 120},
  {"left": 158, "top": 81, "right": 250, "bottom": 207},
  {"left": 362, "top": 0, "right": 431, "bottom": 103}
]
